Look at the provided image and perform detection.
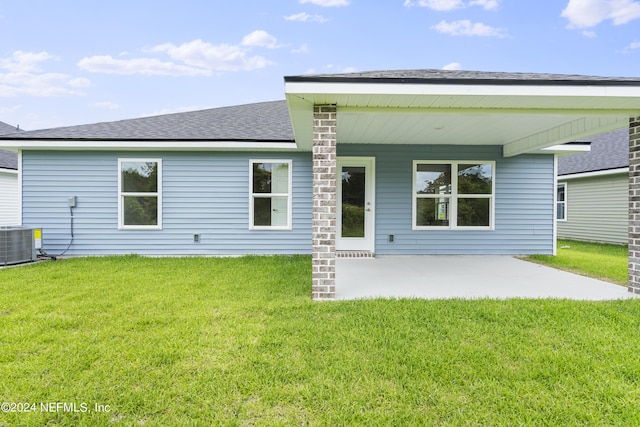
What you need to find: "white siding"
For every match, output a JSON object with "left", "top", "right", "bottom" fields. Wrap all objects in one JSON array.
[
  {"left": 557, "top": 173, "right": 627, "bottom": 244},
  {"left": 0, "top": 170, "right": 19, "bottom": 226}
]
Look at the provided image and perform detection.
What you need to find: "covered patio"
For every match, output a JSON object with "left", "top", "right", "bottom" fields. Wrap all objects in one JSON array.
[
  {"left": 336, "top": 255, "right": 636, "bottom": 300},
  {"left": 285, "top": 70, "right": 640, "bottom": 300}
]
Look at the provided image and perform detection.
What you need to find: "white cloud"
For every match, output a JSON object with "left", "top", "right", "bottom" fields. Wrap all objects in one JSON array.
[
  {"left": 78, "top": 55, "right": 211, "bottom": 76},
  {"left": 68, "top": 77, "right": 91, "bottom": 87},
  {"left": 241, "top": 30, "right": 280, "bottom": 49},
  {"left": 93, "top": 101, "right": 120, "bottom": 110},
  {"left": 561, "top": 0, "right": 640, "bottom": 28},
  {"left": 432, "top": 20, "right": 507, "bottom": 37},
  {"left": 284, "top": 12, "right": 329, "bottom": 23},
  {"left": 292, "top": 44, "right": 311, "bottom": 54},
  {"left": 299, "top": 0, "right": 349, "bottom": 6},
  {"left": 0, "top": 51, "right": 90, "bottom": 98},
  {"left": 152, "top": 38, "right": 274, "bottom": 71},
  {"left": 622, "top": 40, "right": 640, "bottom": 52},
  {"left": 442, "top": 62, "right": 462, "bottom": 70},
  {"left": 81, "top": 34, "right": 277, "bottom": 76},
  {"left": 582, "top": 29, "right": 598, "bottom": 38},
  {"left": 404, "top": 0, "right": 499, "bottom": 10},
  {"left": 404, "top": 0, "right": 464, "bottom": 11},
  {"left": 469, "top": 0, "right": 500, "bottom": 10},
  {"left": 0, "top": 72, "right": 89, "bottom": 97},
  {"left": 0, "top": 51, "right": 58, "bottom": 72}
]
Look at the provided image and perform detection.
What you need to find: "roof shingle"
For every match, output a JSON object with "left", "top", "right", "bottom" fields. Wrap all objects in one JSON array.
[
  {"left": 285, "top": 69, "right": 640, "bottom": 85},
  {"left": 1, "top": 100, "right": 293, "bottom": 141},
  {"left": 558, "top": 128, "right": 628, "bottom": 175},
  {"left": 0, "top": 121, "right": 20, "bottom": 135},
  {"left": 0, "top": 121, "right": 20, "bottom": 170}
]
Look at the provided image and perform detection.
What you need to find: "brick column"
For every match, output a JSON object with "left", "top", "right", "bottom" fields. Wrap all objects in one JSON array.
[
  {"left": 629, "top": 117, "right": 640, "bottom": 294},
  {"left": 312, "top": 105, "right": 337, "bottom": 300}
]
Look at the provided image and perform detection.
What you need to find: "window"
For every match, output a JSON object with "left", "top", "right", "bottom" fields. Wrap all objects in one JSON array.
[
  {"left": 250, "top": 160, "right": 292, "bottom": 230},
  {"left": 413, "top": 161, "right": 494, "bottom": 229},
  {"left": 557, "top": 183, "right": 567, "bottom": 221},
  {"left": 118, "top": 159, "right": 161, "bottom": 229}
]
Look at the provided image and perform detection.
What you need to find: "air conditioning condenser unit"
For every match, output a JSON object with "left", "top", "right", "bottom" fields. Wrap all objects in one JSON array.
[{"left": 0, "top": 227, "right": 42, "bottom": 266}]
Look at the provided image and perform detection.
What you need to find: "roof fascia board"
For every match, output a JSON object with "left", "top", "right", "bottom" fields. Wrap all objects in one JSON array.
[
  {"left": 285, "top": 81, "right": 640, "bottom": 98},
  {"left": 539, "top": 143, "right": 591, "bottom": 155},
  {"left": 559, "top": 167, "right": 628, "bottom": 179},
  {"left": 284, "top": 75, "right": 640, "bottom": 87},
  {"left": 0, "top": 140, "right": 300, "bottom": 151},
  {"left": 0, "top": 167, "right": 17, "bottom": 174}
]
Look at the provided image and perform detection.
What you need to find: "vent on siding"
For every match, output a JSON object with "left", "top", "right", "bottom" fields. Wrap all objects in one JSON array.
[{"left": 0, "top": 227, "right": 38, "bottom": 266}]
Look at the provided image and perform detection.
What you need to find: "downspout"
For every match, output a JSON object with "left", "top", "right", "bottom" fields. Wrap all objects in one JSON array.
[
  {"left": 17, "top": 149, "right": 23, "bottom": 226},
  {"left": 552, "top": 154, "right": 558, "bottom": 256}
]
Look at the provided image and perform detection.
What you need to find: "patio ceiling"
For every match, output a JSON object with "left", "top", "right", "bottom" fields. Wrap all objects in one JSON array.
[{"left": 285, "top": 77, "right": 640, "bottom": 157}]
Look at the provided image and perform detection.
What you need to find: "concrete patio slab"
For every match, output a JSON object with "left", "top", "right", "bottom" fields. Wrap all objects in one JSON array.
[{"left": 336, "top": 255, "right": 636, "bottom": 300}]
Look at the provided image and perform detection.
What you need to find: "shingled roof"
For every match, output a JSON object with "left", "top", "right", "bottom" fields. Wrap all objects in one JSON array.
[
  {"left": 0, "top": 121, "right": 19, "bottom": 170},
  {"left": 285, "top": 69, "right": 640, "bottom": 86},
  {"left": 1, "top": 100, "right": 293, "bottom": 141},
  {"left": 558, "top": 128, "right": 628, "bottom": 176},
  {"left": 0, "top": 121, "right": 20, "bottom": 135}
]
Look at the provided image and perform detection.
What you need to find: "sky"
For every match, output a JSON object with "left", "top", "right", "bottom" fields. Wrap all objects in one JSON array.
[{"left": 1, "top": 0, "right": 640, "bottom": 130}]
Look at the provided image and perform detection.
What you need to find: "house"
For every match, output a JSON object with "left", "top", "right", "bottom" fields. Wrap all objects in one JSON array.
[
  {"left": 1, "top": 69, "right": 640, "bottom": 299},
  {"left": 557, "top": 128, "right": 628, "bottom": 245},
  {"left": 0, "top": 121, "right": 20, "bottom": 226}
]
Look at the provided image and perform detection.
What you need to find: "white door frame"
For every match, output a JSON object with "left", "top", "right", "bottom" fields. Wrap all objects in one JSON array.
[{"left": 336, "top": 157, "right": 375, "bottom": 252}]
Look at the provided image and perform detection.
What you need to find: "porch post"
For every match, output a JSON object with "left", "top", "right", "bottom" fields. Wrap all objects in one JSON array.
[
  {"left": 629, "top": 116, "right": 640, "bottom": 294},
  {"left": 312, "top": 105, "right": 337, "bottom": 300}
]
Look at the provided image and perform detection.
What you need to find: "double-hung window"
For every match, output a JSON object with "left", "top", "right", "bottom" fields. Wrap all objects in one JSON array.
[
  {"left": 556, "top": 183, "right": 567, "bottom": 221},
  {"left": 413, "top": 161, "right": 495, "bottom": 229},
  {"left": 118, "top": 159, "right": 162, "bottom": 230},
  {"left": 250, "top": 160, "right": 292, "bottom": 230}
]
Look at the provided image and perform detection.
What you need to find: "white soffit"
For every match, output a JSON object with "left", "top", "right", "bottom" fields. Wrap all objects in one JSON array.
[{"left": 285, "top": 81, "right": 640, "bottom": 156}]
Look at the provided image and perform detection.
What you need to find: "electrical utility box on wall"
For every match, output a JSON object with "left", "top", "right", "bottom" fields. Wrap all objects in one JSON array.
[{"left": 0, "top": 226, "right": 42, "bottom": 266}]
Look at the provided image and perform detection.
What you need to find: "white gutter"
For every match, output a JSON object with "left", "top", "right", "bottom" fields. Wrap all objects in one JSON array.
[
  {"left": 559, "top": 167, "right": 628, "bottom": 180},
  {"left": 0, "top": 140, "right": 300, "bottom": 151}
]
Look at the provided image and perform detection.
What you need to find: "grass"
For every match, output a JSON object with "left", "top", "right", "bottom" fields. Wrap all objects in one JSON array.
[
  {"left": 526, "top": 239, "right": 628, "bottom": 285},
  {"left": 1, "top": 254, "right": 640, "bottom": 426}
]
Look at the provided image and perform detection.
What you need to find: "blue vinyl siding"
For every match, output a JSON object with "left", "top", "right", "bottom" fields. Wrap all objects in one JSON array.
[
  {"left": 22, "top": 151, "right": 312, "bottom": 255},
  {"left": 22, "top": 145, "right": 554, "bottom": 256},
  {"left": 338, "top": 145, "right": 555, "bottom": 255}
]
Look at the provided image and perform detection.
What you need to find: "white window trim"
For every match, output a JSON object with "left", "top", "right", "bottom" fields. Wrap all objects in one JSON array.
[
  {"left": 412, "top": 160, "right": 495, "bottom": 230},
  {"left": 249, "top": 159, "right": 293, "bottom": 231},
  {"left": 118, "top": 158, "right": 162, "bottom": 230},
  {"left": 557, "top": 182, "right": 567, "bottom": 222}
]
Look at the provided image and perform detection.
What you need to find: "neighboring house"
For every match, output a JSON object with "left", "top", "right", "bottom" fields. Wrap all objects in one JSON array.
[
  {"left": 557, "top": 128, "right": 629, "bottom": 244},
  {"left": 0, "top": 121, "right": 20, "bottom": 226},
  {"left": 2, "top": 69, "right": 640, "bottom": 299}
]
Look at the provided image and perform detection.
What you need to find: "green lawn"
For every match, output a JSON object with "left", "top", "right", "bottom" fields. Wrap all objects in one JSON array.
[
  {"left": 526, "top": 239, "right": 628, "bottom": 285},
  {"left": 1, "top": 255, "right": 640, "bottom": 426}
]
